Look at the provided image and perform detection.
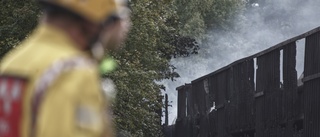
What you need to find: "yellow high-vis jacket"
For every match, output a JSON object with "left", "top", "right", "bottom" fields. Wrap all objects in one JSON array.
[{"left": 0, "top": 24, "right": 113, "bottom": 137}]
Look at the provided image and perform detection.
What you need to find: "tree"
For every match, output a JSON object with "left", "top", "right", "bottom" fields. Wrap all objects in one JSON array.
[
  {"left": 175, "top": 0, "right": 243, "bottom": 36},
  {"left": 169, "top": 0, "right": 244, "bottom": 61},
  {"left": 0, "top": 1, "right": 39, "bottom": 58},
  {"left": 107, "top": 0, "right": 179, "bottom": 136}
]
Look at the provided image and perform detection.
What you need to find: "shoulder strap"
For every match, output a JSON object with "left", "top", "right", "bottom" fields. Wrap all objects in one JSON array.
[{"left": 31, "top": 56, "right": 95, "bottom": 136}]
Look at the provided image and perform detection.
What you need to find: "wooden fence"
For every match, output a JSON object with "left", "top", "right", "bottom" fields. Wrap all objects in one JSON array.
[{"left": 165, "top": 26, "right": 320, "bottom": 137}]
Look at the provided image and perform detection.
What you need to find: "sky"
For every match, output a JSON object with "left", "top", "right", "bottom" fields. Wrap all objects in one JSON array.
[{"left": 161, "top": 0, "right": 320, "bottom": 124}]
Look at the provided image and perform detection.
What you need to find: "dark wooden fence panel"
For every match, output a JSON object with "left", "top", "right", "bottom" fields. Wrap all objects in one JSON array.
[
  {"left": 191, "top": 79, "right": 211, "bottom": 137},
  {"left": 255, "top": 49, "right": 281, "bottom": 137},
  {"left": 192, "top": 80, "right": 209, "bottom": 116},
  {"left": 185, "top": 84, "right": 194, "bottom": 117},
  {"left": 209, "top": 71, "right": 229, "bottom": 137},
  {"left": 176, "top": 84, "right": 195, "bottom": 137},
  {"left": 177, "top": 86, "right": 187, "bottom": 119},
  {"left": 282, "top": 42, "right": 299, "bottom": 137},
  {"left": 303, "top": 31, "right": 320, "bottom": 137},
  {"left": 230, "top": 60, "right": 256, "bottom": 134},
  {"left": 209, "top": 111, "right": 217, "bottom": 137}
]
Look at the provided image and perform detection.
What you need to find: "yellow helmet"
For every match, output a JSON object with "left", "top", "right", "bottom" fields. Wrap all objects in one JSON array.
[{"left": 39, "top": 0, "right": 119, "bottom": 23}]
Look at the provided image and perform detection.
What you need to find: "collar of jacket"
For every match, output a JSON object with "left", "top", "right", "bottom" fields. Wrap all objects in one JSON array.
[
  {"left": 34, "top": 23, "right": 117, "bottom": 75},
  {"left": 34, "top": 23, "right": 92, "bottom": 58}
]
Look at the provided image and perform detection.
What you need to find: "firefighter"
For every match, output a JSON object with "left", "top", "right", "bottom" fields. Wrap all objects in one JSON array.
[{"left": 0, "top": 0, "right": 130, "bottom": 137}]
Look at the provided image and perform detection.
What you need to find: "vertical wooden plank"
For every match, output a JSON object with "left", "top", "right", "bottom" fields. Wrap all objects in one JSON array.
[
  {"left": 176, "top": 85, "right": 188, "bottom": 137},
  {"left": 215, "top": 71, "right": 228, "bottom": 137},
  {"left": 177, "top": 86, "right": 186, "bottom": 119},
  {"left": 282, "top": 42, "right": 298, "bottom": 137},
  {"left": 185, "top": 84, "right": 193, "bottom": 117},
  {"left": 256, "top": 49, "right": 280, "bottom": 137},
  {"left": 248, "top": 59, "right": 256, "bottom": 130},
  {"left": 230, "top": 64, "right": 240, "bottom": 133},
  {"left": 304, "top": 31, "right": 320, "bottom": 137}
]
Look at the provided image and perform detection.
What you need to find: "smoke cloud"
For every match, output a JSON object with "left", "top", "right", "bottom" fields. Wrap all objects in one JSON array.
[{"left": 162, "top": 0, "right": 320, "bottom": 124}]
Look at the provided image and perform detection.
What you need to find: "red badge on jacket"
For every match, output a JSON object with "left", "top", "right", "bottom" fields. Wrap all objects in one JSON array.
[{"left": 0, "top": 76, "right": 27, "bottom": 137}]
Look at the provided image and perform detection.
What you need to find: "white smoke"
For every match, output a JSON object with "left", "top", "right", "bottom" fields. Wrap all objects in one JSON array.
[{"left": 162, "top": 0, "right": 320, "bottom": 124}]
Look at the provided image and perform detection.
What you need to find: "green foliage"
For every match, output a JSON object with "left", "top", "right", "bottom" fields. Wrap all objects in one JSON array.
[
  {"left": 170, "top": 0, "right": 244, "bottom": 60},
  {"left": 0, "top": 1, "right": 39, "bottom": 58},
  {"left": 106, "top": 1, "right": 178, "bottom": 136},
  {"left": 175, "top": 0, "right": 244, "bottom": 37},
  {"left": 180, "top": 12, "right": 206, "bottom": 38}
]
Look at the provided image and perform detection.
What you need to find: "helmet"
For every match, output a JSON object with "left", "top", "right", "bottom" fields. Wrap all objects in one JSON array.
[{"left": 39, "top": 0, "right": 119, "bottom": 23}]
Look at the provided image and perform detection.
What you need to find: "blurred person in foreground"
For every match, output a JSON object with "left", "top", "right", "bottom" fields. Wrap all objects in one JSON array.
[{"left": 0, "top": 0, "right": 131, "bottom": 137}]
